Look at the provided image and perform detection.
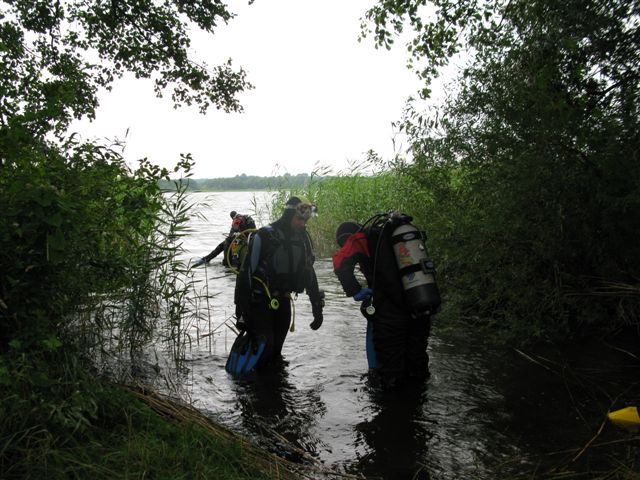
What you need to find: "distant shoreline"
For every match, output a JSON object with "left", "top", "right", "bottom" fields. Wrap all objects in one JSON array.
[
  {"left": 159, "top": 173, "right": 324, "bottom": 192},
  {"left": 187, "top": 189, "right": 271, "bottom": 193}
]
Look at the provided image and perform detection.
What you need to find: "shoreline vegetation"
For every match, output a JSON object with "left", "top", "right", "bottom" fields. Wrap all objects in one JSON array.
[
  {"left": 3, "top": 381, "right": 306, "bottom": 480},
  {"left": 4, "top": 169, "right": 637, "bottom": 479},
  {"left": 3, "top": 0, "right": 639, "bottom": 478}
]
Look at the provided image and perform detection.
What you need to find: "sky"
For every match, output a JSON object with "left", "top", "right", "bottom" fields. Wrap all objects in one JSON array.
[{"left": 72, "top": 0, "right": 430, "bottom": 179}]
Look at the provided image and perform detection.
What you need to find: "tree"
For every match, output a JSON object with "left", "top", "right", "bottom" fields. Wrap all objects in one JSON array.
[
  {"left": 1, "top": 0, "right": 254, "bottom": 351},
  {"left": 0, "top": 3, "right": 253, "bottom": 468},
  {"left": 0, "top": 0, "right": 251, "bottom": 140},
  {"left": 363, "top": 0, "right": 640, "bottom": 339}
]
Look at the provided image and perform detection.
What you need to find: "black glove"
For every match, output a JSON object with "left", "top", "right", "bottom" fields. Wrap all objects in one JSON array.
[
  {"left": 310, "top": 302, "right": 323, "bottom": 330},
  {"left": 309, "top": 290, "right": 324, "bottom": 330}
]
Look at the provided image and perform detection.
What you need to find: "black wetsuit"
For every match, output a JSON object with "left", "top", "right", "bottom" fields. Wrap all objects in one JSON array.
[
  {"left": 203, "top": 236, "right": 232, "bottom": 266},
  {"left": 333, "top": 223, "right": 431, "bottom": 389},
  {"left": 234, "top": 210, "right": 322, "bottom": 367}
]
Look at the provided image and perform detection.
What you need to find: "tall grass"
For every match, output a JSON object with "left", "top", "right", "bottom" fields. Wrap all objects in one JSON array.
[
  {"left": 1, "top": 383, "right": 300, "bottom": 480},
  {"left": 282, "top": 154, "right": 640, "bottom": 344},
  {"left": 278, "top": 157, "right": 441, "bottom": 258},
  {"left": 60, "top": 175, "right": 204, "bottom": 382}
]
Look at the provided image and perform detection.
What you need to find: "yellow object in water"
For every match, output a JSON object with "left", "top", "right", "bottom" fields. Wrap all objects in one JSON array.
[{"left": 607, "top": 406, "right": 640, "bottom": 432}]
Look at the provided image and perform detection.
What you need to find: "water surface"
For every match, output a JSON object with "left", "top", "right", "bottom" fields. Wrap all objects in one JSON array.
[{"left": 165, "top": 191, "right": 640, "bottom": 480}]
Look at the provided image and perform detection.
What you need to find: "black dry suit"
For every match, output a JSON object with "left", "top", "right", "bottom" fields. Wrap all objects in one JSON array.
[
  {"left": 333, "top": 214, "right": 433, "bottom": 389},
  {"left": 234, "top": 207, "right": 323, "bottom": 367}
]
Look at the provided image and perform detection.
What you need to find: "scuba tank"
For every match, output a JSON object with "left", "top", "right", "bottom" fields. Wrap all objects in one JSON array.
[{"left": 388, "top": 212, "right": 441, "bottom": 315}]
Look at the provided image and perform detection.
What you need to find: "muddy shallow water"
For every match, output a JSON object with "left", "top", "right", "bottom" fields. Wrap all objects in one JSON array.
[{"left": 158, "top": 191, "right": 640, "bottom": 479}]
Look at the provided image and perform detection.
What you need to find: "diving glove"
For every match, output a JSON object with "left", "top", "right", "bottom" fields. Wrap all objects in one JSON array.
[
  {"left": 309, "top": 290, "right": 325, "bottom": 330},
  {"left": 193, "top": 257, "right": 205, "bottom": 267},
  {"left": 310, "top": 304, "right": 323, "bottom": 330},
  {"left": 353, "top": 287, "right": 373, "bottom": 302}
]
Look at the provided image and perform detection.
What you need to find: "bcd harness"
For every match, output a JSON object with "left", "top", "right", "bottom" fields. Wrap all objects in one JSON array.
[
  {"left": 236, "top": 225, "right": 314, "bottom": 332},
  {"left": 227, "top": 228, "right": 279, "bottom": 309},
  {"left": 225, "top": 229, "right": 255, "bottom": 270},
  {"left": 253, "top": 225, "right": 311, "bottom": 298}
]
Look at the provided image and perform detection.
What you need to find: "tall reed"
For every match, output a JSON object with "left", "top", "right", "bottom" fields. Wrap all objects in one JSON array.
[
  {"left": 278, "top": 157, "right": 441, "bottom": 258},
  {"left": 0, "top": 140, "right": 212, "bottom": 474}
]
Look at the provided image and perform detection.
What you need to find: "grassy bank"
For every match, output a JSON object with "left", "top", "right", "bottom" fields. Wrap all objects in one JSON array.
[{"left": 1, "top": 380, "right": 304, "bottom": 480}]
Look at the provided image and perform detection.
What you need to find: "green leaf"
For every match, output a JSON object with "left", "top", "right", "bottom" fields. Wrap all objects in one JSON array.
[{"left": 42, "top": 336, "right": 63, "bottom": 351}]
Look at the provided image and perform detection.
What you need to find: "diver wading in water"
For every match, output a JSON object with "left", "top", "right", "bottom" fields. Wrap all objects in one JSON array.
[
  {"left": 227, "top": 197, "right": 324, "bottom": 376},
  {"left": 333, "top": 212, "right": 441, "bottom": 390},
  {"left": 194, "top": 211, "right": 256, "bottom": 269}
]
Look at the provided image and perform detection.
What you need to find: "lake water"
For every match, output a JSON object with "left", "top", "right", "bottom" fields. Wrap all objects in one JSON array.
[{"left": 162, "top": 191, "right": 640, "bottom": 480}]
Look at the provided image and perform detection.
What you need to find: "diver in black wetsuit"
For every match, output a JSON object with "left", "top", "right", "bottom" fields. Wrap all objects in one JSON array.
[
  {"left": 332, "top": 213, "right": 440, "bottom": 390},
  {"left": 233, "top": 197, "right": 324, "bottom": 370},
  {"left": 194, "top": 211, "right": 256, "bottom": 268}
]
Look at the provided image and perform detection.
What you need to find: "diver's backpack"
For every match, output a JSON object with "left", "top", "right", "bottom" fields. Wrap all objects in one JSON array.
[
  {"left": 227, "top": 232, "right": 250, "bottom": 269},
  {"left": 226, "top": 215, "right": 257, "bottom": 270}
]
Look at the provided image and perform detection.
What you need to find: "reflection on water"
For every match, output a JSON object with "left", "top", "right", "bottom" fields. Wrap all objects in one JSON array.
[
  {"left": 233, "top": 362, "right": 327, "bottom": 464},
  {"left": 351, "top": 382, "right": 431, "bottom": 480},
  {"left": 159, "top": 192, "right": 640, "bottom": 480}
]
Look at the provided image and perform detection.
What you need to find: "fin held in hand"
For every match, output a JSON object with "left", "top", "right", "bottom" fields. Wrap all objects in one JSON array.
[{"left": 225, "top": 331, "right": 266, "bottom": 377}]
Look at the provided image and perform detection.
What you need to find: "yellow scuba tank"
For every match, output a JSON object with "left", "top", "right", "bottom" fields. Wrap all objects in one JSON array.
[
  {"left": 389, "top": 214, "right": 441, "bottom": 315},
  {"left": 608, "top": 406, "right": 640, "bottom": 432}
]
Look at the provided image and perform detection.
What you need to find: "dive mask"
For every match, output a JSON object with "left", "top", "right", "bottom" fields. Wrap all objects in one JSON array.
[{"left": 287, "top": 202, "right": 318, "bottom": 220}]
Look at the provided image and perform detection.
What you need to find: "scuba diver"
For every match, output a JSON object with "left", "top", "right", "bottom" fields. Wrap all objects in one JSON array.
[
  {"left": 227, "top": 196, "right": 325, "bottom": 376},
  {"left": 332, "top": 212, "right": 441, "bottom": 390},
  {"left": 194, "top": 211, "right": 256, "bottom": 268}
]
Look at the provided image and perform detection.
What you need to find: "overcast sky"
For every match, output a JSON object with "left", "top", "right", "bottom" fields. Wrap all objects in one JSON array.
[{"left": 73, "top": 0, "right": 429, "bottom": 179}]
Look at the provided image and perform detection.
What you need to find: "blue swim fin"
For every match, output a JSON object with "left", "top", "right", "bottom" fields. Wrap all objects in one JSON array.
[
  {"left": 226, "top": 349, "right": 239, "bottom": 374},
  {"left": 366, "top": 320, "right": 377, "bottom": 369},
  {"left": 225, "top": 332, "right": 249, "bottom": 375},
  {"left": 225, "top": 332, "right": 266, "bottom": 377},
  {"left": 243, "top": 341, "right": 265, "bottom": 372},
  {"left": 235, "top": 337, "right": 250, "bottom": 373}
]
